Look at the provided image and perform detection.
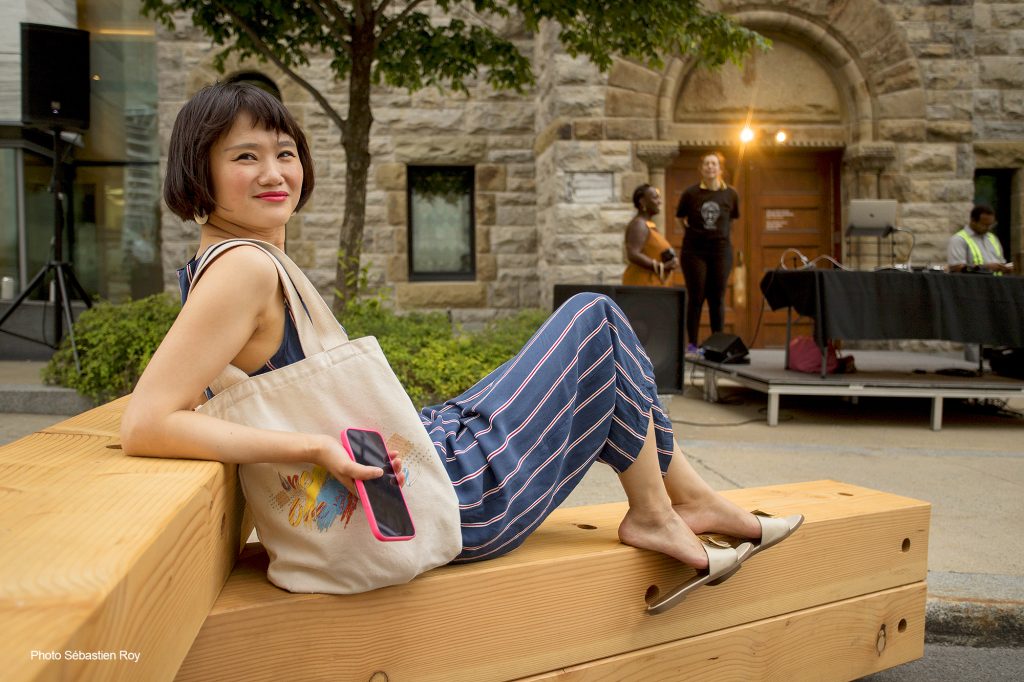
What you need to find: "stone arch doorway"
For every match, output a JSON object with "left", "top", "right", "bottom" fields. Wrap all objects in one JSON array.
[
  {"left": 648, "top": 1, "right": 915, "bottom": 347},
  {"left": 665, "top": 146, "right": 841, "bottom": 347}
]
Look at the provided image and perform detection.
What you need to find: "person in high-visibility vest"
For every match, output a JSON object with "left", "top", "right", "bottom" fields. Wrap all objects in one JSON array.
[{"left": 947, "top": 204, "right": 1013, "bottom": 274}]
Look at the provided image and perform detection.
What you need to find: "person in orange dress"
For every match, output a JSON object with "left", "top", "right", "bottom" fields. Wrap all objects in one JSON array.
[{"left": 622, "top": 184, "right": 680, "bottom": 287}]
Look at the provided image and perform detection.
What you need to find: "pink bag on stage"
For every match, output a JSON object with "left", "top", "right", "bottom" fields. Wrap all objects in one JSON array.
[{"left": 788, "top": 335, "right": 840, "bottom": 374}]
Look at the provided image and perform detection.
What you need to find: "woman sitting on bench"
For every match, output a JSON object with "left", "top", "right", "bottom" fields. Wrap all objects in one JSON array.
[{"left": 121, "top": 83, "right": 801, "bottom": 613}]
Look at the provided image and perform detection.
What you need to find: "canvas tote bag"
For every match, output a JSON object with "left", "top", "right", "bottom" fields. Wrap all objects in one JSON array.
[{"left": 191, "top": 239, "right": 462, "bottom": 594}]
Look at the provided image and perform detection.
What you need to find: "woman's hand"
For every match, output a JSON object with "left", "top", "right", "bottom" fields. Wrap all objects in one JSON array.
[
  {"left": 310, "top": 434, "right": 406, "bottom": 496},
  {"left": 311, "top": 434, "right": 382, "bottom": 496},
  {"left": 665, "top": 256, "right": 680, "bottom": 272}
]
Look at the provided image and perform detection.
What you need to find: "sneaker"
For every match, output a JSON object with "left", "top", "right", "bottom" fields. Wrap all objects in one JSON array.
[{"left": 686, "top": 343, "right": 702, "bottom": 356}]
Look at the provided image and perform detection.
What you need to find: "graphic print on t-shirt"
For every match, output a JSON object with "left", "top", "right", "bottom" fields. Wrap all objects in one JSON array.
[{"left": 700, "top": 201, "right": 721, "bottom": 230}]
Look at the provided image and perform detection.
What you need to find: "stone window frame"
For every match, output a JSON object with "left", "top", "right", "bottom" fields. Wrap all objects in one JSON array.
[
  {"left": 973, "top": 168, "right": 1016, "bottom": 263},
  {"left": 973, "top": 143, "right": 1024, "bottom": 268},
  {"left": 406, "top": 165, "right": 477, "bottom": 282}
]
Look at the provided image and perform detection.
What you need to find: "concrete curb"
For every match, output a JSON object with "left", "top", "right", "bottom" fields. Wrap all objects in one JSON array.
[
  {"left": 926, "top": 597, "right": 1024, "bottom": 648},
  {"left": 0, "top": 385, "right": 94, "bottom": 416},
  {"left": 925, "top": 572, "right": 1024, "bottom": 648}
]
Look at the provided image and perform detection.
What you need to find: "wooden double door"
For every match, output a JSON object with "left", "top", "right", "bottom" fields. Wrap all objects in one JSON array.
[{"left": 664, "top": 148, "right": 841, "bottom": 348}]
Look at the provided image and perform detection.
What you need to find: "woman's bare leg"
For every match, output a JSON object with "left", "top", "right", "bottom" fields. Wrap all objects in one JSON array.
[
  {"left": 663, "top": 440, "right": 762, "bottom": 539},
  {"left": 616, "top": 413, "right": 710, "bottom": 569}
]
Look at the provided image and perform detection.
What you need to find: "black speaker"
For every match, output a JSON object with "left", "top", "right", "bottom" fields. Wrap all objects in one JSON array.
[
  {"left": 553, "top": 284, "right": 686, "bottom": 392},
  {"left": 989, "top": 347, "right": 1024, "bottom": 380},
  {"left": 700, "top": 332, "right": 749, "bottom": 364},
  {"left": 21, "top": 23, "right": 91, "bottom": 132}
]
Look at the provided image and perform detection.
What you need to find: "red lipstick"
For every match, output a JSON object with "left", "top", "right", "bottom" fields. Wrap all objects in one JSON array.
[{"left": 256, "top": 191, "right": 289, "bottom": 202}]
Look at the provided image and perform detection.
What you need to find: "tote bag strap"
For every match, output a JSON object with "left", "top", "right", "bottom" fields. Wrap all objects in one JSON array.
[{"left": 190, "top": 239, "right": 349, "bottom": 393}]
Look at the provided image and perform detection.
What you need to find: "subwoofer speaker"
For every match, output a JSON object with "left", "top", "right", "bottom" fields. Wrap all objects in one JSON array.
[
  {"left": 700, "top": 332, "right": 750, "bottom": 364},
  {"left": 553, "top": 284, "right": 686, "bottom": 392},
  {"left": 21, "top": 23, "right": 91, "bottom": 132}
]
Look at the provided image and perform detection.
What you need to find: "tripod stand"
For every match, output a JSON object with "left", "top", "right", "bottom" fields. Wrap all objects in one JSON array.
[{"left": 0, "top": 128, "right": 92, "bottom": 371}]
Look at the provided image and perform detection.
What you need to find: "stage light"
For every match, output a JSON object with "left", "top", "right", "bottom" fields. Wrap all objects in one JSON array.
[
  {"left": 775, "top": 130, "right": 787, "bottom": 143},
  {"left": 740, "top": 127, "right": 755, "bottom": 143},
  {"left": 92, "top": 74, "right": 101, "bottom": 81}
]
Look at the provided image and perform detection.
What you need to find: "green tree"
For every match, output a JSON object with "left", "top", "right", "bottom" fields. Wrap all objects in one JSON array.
[{"left": 143, "top": 0, "right": 766, "bottom": 312}]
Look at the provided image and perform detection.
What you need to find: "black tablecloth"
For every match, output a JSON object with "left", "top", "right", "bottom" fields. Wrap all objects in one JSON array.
[{"left": 759, "top": 269, "right": 1024, "bottom": 346}]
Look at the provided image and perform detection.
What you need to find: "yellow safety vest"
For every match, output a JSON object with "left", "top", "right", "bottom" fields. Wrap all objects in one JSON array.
[{"left": 955, "top": 229, "right": 1004, "bottom": 275}]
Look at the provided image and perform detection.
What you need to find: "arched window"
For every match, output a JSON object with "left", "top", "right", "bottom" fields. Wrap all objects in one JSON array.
[{"left": 225, "top": 72, "right": 282, "bottom": 100}]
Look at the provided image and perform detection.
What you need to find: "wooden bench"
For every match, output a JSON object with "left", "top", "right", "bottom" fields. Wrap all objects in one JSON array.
[
  {"left": 0, "top": 397, "right": 246, "bottom": 682},
  {"left": 0, "top": 399, "right": 929, "bottom": 681}
]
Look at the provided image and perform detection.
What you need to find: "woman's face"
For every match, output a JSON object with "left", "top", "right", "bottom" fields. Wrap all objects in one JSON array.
[
  {"left": 209, "top": 113, "right": 303, "bottom": 232},
  {"left": 641, "top": 187, "right": 662, "bottom": 216},
  {"left": 700, "top": 154, "right": 722, "bottom": 184}
]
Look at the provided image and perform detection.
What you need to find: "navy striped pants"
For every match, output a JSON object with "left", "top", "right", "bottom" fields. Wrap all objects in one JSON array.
[{"left": 420, "top": 293, "right": 675, "bottom": 562}]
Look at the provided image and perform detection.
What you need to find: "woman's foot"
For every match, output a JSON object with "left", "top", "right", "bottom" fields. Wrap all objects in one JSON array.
[
  {"left": 673, "top": 490, "right": 763, "bottom": 541},
  {"left": 618, "top": 507, "right": 710, "bottom": 570}
]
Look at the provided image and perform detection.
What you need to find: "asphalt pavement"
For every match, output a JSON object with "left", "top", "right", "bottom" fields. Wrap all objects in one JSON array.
[{"left": 2, "top": 359, "right": 1021, "bottom": 679}]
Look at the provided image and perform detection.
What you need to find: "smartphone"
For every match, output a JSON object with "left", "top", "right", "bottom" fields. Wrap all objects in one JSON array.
[{"left": 339, "top": 428, "right": 416, "bottom": 541}]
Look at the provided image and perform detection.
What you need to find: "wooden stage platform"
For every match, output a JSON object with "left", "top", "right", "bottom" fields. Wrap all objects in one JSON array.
[{"left": 689, "top": 349, "right": 1024, "bottom": 430}]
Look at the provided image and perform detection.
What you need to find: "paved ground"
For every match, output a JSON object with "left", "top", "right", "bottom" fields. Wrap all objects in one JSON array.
[
  {"left": 863, "top": 644, "right": 1023, "bottom": 681},
  {"left": 2, "top": 359, "right": 1022, "bottom": 678}
]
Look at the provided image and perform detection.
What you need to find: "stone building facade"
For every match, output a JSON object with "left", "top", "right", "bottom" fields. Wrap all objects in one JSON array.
[{"left": 155, "top": 0, "right": 1024, "bottom": 342}]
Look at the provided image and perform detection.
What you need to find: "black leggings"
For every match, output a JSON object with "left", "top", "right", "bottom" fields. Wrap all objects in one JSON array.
[{"left": 681, "top": 244, "right": 733, "bottom": 346}]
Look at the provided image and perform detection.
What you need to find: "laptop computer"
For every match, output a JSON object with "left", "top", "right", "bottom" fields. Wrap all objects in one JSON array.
[{"left": 846, "top": 199, "right": 898, "bottom": 237}]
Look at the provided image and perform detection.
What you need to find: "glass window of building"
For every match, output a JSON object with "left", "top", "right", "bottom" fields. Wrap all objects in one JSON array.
[
  {"left": 73, "top": 0, "right": 161, "bottom": 302},
  {"left": 407, "top": 166, "right": 475, "bottom": 281},
  {"left": 0, "top": 150, "right": 19, "bottom": 294}
]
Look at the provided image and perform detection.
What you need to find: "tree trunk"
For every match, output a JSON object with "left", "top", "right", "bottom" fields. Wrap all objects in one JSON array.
[{"left": 333, "top": 15, "right": 376, "bottom": 314}]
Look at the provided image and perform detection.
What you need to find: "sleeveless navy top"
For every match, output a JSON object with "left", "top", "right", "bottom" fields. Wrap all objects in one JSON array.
[{"left": 177, "top": 255, "right": 306, "bottom": 378}]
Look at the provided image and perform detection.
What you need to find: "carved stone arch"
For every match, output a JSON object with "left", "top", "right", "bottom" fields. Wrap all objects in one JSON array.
[
  {"left": 185, "top": 55, "right": 314, "bottom": 107},
  {"left": 656, "top": 2, "right": 924, "bottom": 147}
]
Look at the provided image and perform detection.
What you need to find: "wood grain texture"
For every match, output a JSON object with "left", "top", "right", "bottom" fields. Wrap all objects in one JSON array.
[
  {"left": 0, "top": 398, "right": 246, "bottom": 682},
  {"left": 522, "top": 583, "right": 927, "bottom": 681},
  {"left": 177, "top": 480, "right": 930, "bottom": 682}
]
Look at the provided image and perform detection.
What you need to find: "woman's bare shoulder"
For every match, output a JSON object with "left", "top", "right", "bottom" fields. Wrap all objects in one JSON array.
[
  {"left": 625, "top": 215, "right": 650, "bottom": 234},
  {"left": 190, "top": 244, "right": 280, "bottom": 298}
]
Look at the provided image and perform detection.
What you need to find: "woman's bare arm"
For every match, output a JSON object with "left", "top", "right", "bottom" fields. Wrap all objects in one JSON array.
[
  {"left": 120, "top": 247, "right": 381, "bottom": 490},
  {"left": 624, "top": 217, "right": 657, "bottom": 270}
]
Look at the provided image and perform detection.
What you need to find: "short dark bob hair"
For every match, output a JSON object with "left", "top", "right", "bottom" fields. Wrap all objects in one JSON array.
[{"left": 164, "top": 82, "right": 315, "bottom": 221}]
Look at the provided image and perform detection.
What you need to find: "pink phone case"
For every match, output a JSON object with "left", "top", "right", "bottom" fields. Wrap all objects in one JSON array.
[{"left": 339, "top": 428, "right": 415, "bottom": 542}]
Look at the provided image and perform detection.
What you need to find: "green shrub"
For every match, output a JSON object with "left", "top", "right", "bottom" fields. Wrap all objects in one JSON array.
[
  {"left": 43, "top": 294, "right": 181, "bottom": 403},
  {"left": 340, "top": 304, "right": 549, "bottom": 408},
  {"left": 45, "top": 286, "right": 549, "bottom": 409}
]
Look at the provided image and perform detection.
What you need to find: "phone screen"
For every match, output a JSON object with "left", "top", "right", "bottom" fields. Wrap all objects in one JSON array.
[{"left": 345, "top": 429, "right": 415, "bottom": 538}]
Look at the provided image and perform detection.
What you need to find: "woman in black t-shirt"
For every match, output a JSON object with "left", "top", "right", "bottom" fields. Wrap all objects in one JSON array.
[{"left": 675, "top": 151, "right": 740, "bottom": 353}]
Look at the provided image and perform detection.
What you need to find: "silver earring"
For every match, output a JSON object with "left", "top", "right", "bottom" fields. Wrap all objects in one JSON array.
[{"left": 194, "top": 213, "right": 208, "bottom": 225}]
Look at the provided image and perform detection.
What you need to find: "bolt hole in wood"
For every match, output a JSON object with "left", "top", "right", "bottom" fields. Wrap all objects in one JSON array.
[
  {"left": 898, "top": 618, "right": 907, "bottom": 633},
  {"left": 106, "top": 444, "right": 121, "bottom": 450},
  {"left": 901, "top": 538, "right": 911, "bottom": 552},
  {"left": 576, "top": 523, "right": 598, "bottom": 530},
  {"left": 838, "top": 492, "right": 853, "bottom": 496},
  {"left": 645, "top": 585, "right": 660, "bottom": 603}
]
